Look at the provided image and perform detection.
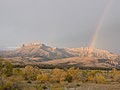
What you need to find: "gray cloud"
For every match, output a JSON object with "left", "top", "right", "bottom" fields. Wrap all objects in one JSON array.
[{"left": 0, "top": 0, "right": 120, "bottom": 53}]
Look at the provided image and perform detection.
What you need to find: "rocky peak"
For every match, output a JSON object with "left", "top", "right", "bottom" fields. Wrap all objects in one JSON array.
[
  {"left": 0, "top": 43, "right": 118, "bottom": 60},
  {"left": 22, "top": 42, "right": 44, "bottom": 47}
]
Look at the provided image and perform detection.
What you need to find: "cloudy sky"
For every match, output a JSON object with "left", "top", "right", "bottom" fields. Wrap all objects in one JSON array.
[{"left": 0, "top": 0, "right": 120, "bottom": 53}]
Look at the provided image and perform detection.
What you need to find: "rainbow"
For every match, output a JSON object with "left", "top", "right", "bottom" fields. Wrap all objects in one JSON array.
[{"left": 88, "top": 0, "right": 113, "bottom": 48}]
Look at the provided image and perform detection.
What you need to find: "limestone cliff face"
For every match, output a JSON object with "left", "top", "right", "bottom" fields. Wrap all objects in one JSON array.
[
  {"left": 4, "top": 43, "right": 74, "bottom": 59},
  {"left": 0, "top": 43, "right": 118, "bottom": 60},
  {"left": 64, "top": 47, "right": 117, "bottom": 59}
]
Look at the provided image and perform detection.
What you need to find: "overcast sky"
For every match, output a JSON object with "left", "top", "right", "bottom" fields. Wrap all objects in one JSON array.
[{"left": 0, "top": 0, "right": 120, "bottom": 53}]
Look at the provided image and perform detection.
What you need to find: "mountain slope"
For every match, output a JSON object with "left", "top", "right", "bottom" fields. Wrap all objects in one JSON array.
[
  {"left": 0, "top": 43, "right": 118, "bottom": 60},
  {"left": 39, "top": 56, "right": 120, "bottom": 68},
  {"left": 0, "top": 42, "right": 120, "bottom": 68},
  {"left": 0, "top": 43, "right": 74, "bottom": 59}
]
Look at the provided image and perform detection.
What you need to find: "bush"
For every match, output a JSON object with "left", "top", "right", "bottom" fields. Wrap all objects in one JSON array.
[
  {"left": 3, "top": 61, "right": 13, "bottom": 76},
  {"left": 3, "top": 82, "right": 13, "bottom": 90},
  {"left": 37, "top": 73, "right": 49, "bottom": 83},
  {"left": 65, "top": 75, "right": 73, "bottom": 83},
  {"left": 51, "top": 68, "right": 66, "bottom": 83},
  {"left": 23, "top": 66, "right": 41, "bottom": 81},
  {"left": 87, "top": 75, "right": 94, "bottom": 82},
  {"left": 0, "top": 86, "right": 3, "bottom": 90},
  {"left": 13, "top": 68, "right": 23, "bottom": 76},
  {"left": 95, "top": 75, "right": 106, "bottom": 84}
]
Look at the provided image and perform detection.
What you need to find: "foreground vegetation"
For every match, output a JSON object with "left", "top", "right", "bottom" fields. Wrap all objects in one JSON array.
[{"left": 1, "top": 58, "right": 120, "bottom": 90}]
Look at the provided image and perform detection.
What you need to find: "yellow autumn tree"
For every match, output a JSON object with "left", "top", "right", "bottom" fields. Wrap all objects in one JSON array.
[
  {"left": 111, "top": 68, "right": 120, "bottom": 82},
  {"left": 87, "top": 75, "right": 94, "bottom": 82},
  {"left": 87, "top": 70, "right": 105, "bottom": 83},
  {"left": 95, "top": 75, "right": 106, "bottom": 84},
  {"left": 66, "top": 67, "right": 80, "bottom": 82},
  {"left": 23, "top": 66, "right": 41, "bottom": 81},
  {"left": 37, "top": 73, "right": 49, "bottom": 83},
  {"left": 51, "top": 68, "right": 66, "bottom": 83},
  {"left": 0, "top": 58, "right": 4, "bottom": 76}
]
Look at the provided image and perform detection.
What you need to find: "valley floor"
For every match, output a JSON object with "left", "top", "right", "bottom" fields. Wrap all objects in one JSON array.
[{"left": 66, "top": 83, "right": 120, "bottom": 90}]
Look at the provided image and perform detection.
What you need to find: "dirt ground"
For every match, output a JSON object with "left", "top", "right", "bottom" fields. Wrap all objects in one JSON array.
[{"left": 65, "top": 82, "right": 120, "bottom": 90}]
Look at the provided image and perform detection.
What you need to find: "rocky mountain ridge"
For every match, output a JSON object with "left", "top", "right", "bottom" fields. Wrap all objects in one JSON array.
[
  {"left": 0, "top": 43, "right": 118, "bottom": 60},
  {"left": 0, "top": 43, "right": 120, "bottom": 68}
]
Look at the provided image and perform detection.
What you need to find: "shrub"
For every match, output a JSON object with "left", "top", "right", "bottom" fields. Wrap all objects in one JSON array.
[
  {"left": 3, "top": 82, "right": 13, "bottom": 90},
  {"left": 23, "top": 66, "right": 41, "bottom": 81},
  {"left": 95, "top": 75, "right": 106, "bottom": 84},
  {"left": 51, "top": 68, "right": 66, "bottom": 83},
  {"left": 111, "top": 68, "right": 120, "bottom": 82},
  {"left": 67, "top": 67, "right": 80, "bottom": 81},
  {"left": 3, "top": 61, "right": 13, "bottom": 76},
  {"left": 37, "top": 73, "right": 49, "bottom": 83},
  {"left": 87, "top": 75, "right": 94, "bottom": 82},
  {"left": 65, "top": 74, "right": 73, "bottom": 83},
  {"left": 13, "top": 68, "right": 23, "bottom": 76}
]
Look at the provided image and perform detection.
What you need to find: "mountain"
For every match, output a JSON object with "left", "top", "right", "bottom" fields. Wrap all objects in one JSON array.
[
  {"left": 0, "top": 43, "right": 75, "bottom": 59},
  {"left": 0, "top": 42, "right": 118, "bottom": 59},
  {"left": 0, "top": 42, "right": 119, "bottom": 68}
]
